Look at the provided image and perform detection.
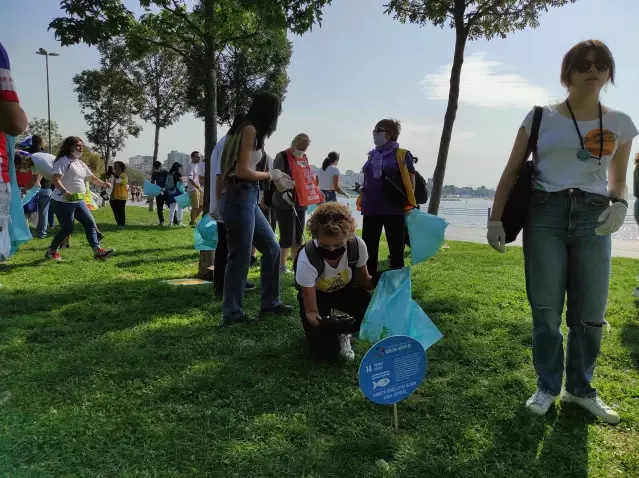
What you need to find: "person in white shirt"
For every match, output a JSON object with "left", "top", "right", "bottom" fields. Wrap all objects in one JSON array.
[
  {"left": 45, "top": 136, "right": 114, "bottom": 262},
  {"left": 186, "top": 151, "right": 205, "bottom": 226},
  {"left": 317, "top": 152, "right": 350, "bottom": 202},
  {"left": 295, "top": 202, "right": 374, "bottom": 361},
  {"left": 488, "top": 40, "right": 637, "bottom": 424}
]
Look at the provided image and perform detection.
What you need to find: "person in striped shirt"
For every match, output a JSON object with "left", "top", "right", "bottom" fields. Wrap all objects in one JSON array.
[{"left": 0, "top": 41, "right": 28, "bottom": 261}]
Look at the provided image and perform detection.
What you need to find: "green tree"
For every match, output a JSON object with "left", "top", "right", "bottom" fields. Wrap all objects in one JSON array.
[
  {"left": 51, "top": 0, "right": 331, "bottom": 278},
  {"left": 125, "top": 166, "right": 147, "bottom": 186},
  {"left": 22, "top": 117, "right": 63, "bottom": 151},
  {"left": 82, "top": 146, "right": 106, "bottom": 178},
  {"left": 385, "top": 0, "right": 576, "bottom": 215},
  {"left": 73, "top": 68, "right": 142, "bottom": 173}
]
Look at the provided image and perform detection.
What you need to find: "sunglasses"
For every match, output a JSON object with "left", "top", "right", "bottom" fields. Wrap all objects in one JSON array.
[
  {"left": 573, "top": 57, "right": 610, "bottom": 74},
  {"left": 316, "top": 213, "right": 345, "bottom": 224},
  {"left": 373, "top": 127, "right": 387, "bottom": 134}
]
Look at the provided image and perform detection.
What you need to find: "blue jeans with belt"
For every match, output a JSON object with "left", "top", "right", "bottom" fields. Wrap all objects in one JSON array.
[
  {"left": 37, "top": 188, "right": 52, "bottom": 238},
  {"left": 220, "top": 182, "right": 281, "bottom": 321},
  {"left": 50, "top": 199, "right": 99, "bottom": 251},
  {"left": 523, "top": 189, "right": 611, "bottom": 398}
]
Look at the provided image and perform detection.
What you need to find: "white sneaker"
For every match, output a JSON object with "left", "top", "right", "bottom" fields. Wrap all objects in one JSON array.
[
  {"left": 279, "top": 265, "right": 292, "bottom": 275},
  {"left": 525, "top": 388, "right": 557, "bottom": 416},
  {"left": 560, "top": 389, "right": 620, "bottom": 424},
  {"left": 338, "top": 334, "right": 355, "bottom": 361}
]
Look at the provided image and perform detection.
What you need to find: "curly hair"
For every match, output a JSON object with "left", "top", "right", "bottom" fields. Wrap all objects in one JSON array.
[{"left": 307, "top": 202, "right": 357, "bottom": 239}]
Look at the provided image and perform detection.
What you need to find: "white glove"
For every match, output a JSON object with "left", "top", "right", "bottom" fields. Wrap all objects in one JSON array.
[
  {"left": 487, "top": 221, "right": 506, "bottom": 253},
  {"left": 270, "top": 169, "right": 295, "bottom": 192},
  {"left": 595, "top": 201, "right": 626, "bottom": 235}
]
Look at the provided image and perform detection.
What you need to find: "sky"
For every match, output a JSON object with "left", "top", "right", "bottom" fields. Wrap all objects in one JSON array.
[{"left": 4, "top": 0, "right": 639, "bottom": 187}]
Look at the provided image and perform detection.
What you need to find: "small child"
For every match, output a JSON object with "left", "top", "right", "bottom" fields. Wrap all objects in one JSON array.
[{"left": 294, "top": 202, "right": 374, "bottom": 361}]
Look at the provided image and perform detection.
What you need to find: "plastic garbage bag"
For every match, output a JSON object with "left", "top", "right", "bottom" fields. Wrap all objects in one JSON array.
[
  {"left": 194, "top": 214, "right": 218, "bottom": 251},
  {"left": 21, "top": 186, "right": 40, "bottom": 206},
  {"left": 6, "top": 134, "right": 32, "bottom": 256},
  {"left": 359, "top": 267, "right": 443, "bottom": 351},
  {"left": 143, "top": 179, "right": 162, "bottom": 197},
  {"left": 405, "top": 208, "right": 448, "bottom": 265},
  {"left": 307, "top": 203, "right": 318, "bottom": 214},
  {"left": 175, "top": 193, "right": 191, "bottom": 209}
]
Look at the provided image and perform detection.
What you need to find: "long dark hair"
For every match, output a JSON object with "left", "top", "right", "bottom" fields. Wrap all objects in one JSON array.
[
  {"left": 244, "top": 92, "right": 281, "bottom": 150},
  {"left": 322, "top": 152, "right": 340, "bottom": 171},
  {"left": 227, "top": 113, "right": 246, "bottom": 136},
  {"left": 114, "top": 161, "right": 126, "bottom": 173},
  {"left": 55, "top": 136, "right": 82, "bottom": 162},
  {"left": 168, "top": 161, "right": 182, "bottom": 178}
]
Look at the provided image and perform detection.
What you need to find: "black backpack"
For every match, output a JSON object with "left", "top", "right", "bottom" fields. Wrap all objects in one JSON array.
[
  {"left": 293, "top": 237, "right": 360, "bottom": 289},
  {"left": 413, "top": 170, "right": 428, "bottom": 205}
]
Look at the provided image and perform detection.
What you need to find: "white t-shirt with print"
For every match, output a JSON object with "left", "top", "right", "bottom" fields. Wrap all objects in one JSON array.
[
  {"left": 295, "top": 237, "right": 368, "bottom": 292},
  {"left": 521, "top": 105, "right": 638, "bottom": 196},
  {"left": 51, "top": 156, "right": 93, "bottom": 203},
  {"left": 186, "top": 161, "right": 205, "bottom": 192},
  {"left": 30, "top": 152, "right": 55, "bottom": 180},
  {"left": 318, "top": 165, "right": 340, "bottom": 190}
]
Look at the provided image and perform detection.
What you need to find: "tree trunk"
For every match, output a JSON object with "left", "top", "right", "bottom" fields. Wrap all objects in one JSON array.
[
  {"left": 152, "top": 119, "right": 160, "bottom": 164},
  {"left": 427, "top": 27, "right": 468, "bottom": 216},
  {"left": 198, "top": 0, "right": 218, "bottom": 280}
]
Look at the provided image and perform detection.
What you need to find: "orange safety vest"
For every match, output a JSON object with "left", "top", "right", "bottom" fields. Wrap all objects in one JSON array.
[{"left": 286, "top": 149, "right": 324, "bottom": 207}]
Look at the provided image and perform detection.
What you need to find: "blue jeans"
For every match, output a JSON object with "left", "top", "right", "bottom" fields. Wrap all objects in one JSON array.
[
  {"left": 37, "top": 188, "right": 52, "bottom": 237},
  {"left": 220, "top": 182, "right": 281, "bottom": 320},
  {"left": 523, "top": 189, "right": 611, "bottom": 398},
  {"left": 322, "top": 190, "right": 337, "bottom": 202},
  {"left": 50, "top": 200, "right": 99, "bottom": 251}
]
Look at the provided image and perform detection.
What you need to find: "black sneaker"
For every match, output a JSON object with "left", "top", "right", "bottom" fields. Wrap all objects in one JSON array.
[
  {"left": 94, "top": 248, "right": 115, "bottom": 260},
  {"left": 259, "top": 304, "right": 293, "bottom": 320},
  {"left": 220, "top": 315, "right": 260, "bottom": 327},
  {"left": 245, "top": 281, "right": 256, "bottom": 291}
]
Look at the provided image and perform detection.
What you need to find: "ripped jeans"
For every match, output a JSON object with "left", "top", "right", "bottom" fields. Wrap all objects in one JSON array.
[{"left": 524, "top": 189, "right": 611, "bottom": 398}]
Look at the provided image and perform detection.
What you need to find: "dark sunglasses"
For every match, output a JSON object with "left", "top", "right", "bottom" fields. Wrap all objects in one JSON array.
[
  {"left": 316, "top": 213, "right": 345, "bottom": 224},
  {"left": 373, "top": 127, "right": 387, "bottom": 134},
  {"left": 573, "top": 57, "right": 610, "bottom": 74}
]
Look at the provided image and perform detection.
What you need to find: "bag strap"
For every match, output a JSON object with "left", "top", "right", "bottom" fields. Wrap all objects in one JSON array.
[
  {"left": 346, "top": 237, "right": 359, "bottom": 268},
  {"left": 526, "top": 106, "right": 543, "bottom": 160}
]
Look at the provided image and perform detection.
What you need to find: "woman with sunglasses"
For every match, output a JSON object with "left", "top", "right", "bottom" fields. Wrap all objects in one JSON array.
[
  {"left": 295, "top": 202, "right": 373, "bottom": 361},
  {"left": 488, "top": 40, "right": 637, "bottom": 424},
  {"left": 360, "top": 119, "right": 415, "bottom": 278}
]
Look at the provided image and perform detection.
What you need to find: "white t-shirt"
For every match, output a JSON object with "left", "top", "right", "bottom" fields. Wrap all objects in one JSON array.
[
  {"left": 522, "top": 105, "right": 638, "bottom": 196},
  {"left": 186, "top": 161, "right": 205, "bottom": 192},
  {"left": 51, "top": 156, "right": 94, "bottom": 203},
  {"left": 318, "top": 165, "right": 340, "bottom": 190},
  {"left": 30, "top": 152, "right": 55, "bottom": 180},
  {"left": 295, "top": 237, "right": 368, "bottom": 292}
]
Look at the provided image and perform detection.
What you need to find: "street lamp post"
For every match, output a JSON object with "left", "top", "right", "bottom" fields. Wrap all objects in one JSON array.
[{"left": 35, "top": 48, "right": 59, "bottom": 153}]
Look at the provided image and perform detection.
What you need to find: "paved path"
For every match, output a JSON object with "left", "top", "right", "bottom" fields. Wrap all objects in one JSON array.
[{"left": 445, "top": 225, "right": 639, "bottom": 259}]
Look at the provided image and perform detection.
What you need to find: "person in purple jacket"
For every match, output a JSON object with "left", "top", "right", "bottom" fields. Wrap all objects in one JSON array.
[{"left": 360, "top": 119, "right": 415, "bottom": 277}]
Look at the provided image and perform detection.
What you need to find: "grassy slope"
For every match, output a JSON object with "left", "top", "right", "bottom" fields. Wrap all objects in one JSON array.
[{"left": 0, "top": 206, "right": 637, "bottom": 478}]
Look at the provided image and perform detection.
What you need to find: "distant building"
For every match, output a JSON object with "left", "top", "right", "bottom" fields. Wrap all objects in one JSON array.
[
  {"left": 128, "top": 155, "right": 153, "bottom": 171},
  {"left": 166, "top": 150, "right": 190, "bottom": 169}
]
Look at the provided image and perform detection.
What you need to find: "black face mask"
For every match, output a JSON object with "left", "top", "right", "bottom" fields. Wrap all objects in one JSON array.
[{"left": 318, "top": 246, "right": 345, "bottom": 260}]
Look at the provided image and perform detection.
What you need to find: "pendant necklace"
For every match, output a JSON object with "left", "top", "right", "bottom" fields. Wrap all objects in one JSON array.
[{"left": 565, "top": 100, "right": 604, "bottom": 165}]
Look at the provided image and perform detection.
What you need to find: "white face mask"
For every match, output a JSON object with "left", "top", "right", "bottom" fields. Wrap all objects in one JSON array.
[
  {"left": 72, "top": 151, "right": 82, "bottom": 159},
  {"left": 373, "top": 132, "right": 388, "bottom": 148},
  {"left": 292, "top": 149, "right": 304, "bottom": 158}
]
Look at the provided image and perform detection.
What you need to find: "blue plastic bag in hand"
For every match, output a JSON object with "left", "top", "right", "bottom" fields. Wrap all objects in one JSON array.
[
  {"left": 405, "top": 208, "right": 448, "bottom": 265},
  {"left": 143, "top": 179, "right": 162, "bottom": 197},
  {"left": 21, "top": 186, "right": 40, "bottom": 206},
  {"left": 5, "top": 134, "right": 32, "bottom": 257},
  {"left": 359, "top": 267, "right": 443, "bottom": 351},
  {"left": 194, "top": 215, "right": 218, "bottom": 251},
  {"left": 175, "top": 193, "right": 191, "bottom": 209}
]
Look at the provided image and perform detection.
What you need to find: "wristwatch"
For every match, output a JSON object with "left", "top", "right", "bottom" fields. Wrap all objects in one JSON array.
[{"left": 610, "top": 197, "right": 628, "bottom": 207}]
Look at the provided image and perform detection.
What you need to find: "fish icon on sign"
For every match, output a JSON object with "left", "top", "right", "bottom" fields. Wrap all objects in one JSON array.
[{"left": 373, "top": 378, "right": 391, "bottom": 389}]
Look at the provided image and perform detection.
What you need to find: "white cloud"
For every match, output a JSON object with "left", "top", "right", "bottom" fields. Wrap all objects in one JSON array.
[{"left": 421, "top": 52, "right": 552, "bottom": 109}]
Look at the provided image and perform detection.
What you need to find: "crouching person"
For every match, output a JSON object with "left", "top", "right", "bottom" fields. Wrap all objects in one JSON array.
[{"left": 294, "top": 202, "right": 374, "bottom": 361}]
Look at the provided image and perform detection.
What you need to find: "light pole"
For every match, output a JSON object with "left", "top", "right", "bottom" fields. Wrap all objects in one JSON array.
[{"left": 35, "top": 48, "right": 59, "bottom": 153}]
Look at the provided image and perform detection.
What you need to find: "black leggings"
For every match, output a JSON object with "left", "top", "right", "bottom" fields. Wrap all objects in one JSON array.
[
  {"left": 361, "top": 214, "right": 405, "bottom": 277},
  {"left": 109, "top": 199, "right": 126, "bottom": 226},
  {"left": 156, "top": 194, "right": 166, "bottom": 224},
  {"left": 298, "top": 285, "right": 371, "bottom": 361}
]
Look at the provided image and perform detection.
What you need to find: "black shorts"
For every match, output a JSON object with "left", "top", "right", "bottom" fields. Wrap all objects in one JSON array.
[{"left": 275, "top": 207, "right": 306, "bottom": 248}]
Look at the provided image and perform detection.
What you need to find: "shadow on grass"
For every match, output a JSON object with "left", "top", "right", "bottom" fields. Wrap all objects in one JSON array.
[{"left": 621, "top": 321, "right": 639, "bottom": 368}]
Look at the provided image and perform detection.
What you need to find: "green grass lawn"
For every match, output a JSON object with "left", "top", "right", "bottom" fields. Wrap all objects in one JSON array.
[{"left": 1, "top": 206, "right": 638, "bottom": 477}]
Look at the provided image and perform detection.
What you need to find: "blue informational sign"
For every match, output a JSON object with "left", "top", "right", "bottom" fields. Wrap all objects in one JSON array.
[{"left": 358, "top": 335, "right": 427, "bottom": 405}]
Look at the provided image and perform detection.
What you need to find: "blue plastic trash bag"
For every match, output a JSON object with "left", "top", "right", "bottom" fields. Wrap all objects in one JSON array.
[
  {"left": 143, "top": 179, "right": 162, "bottom": 197},
  {"left": 359, "top": 267, "right": 443, "bottom": 351},
  {"left": 307, "top": 203, "right": 317, "bottom": 214},
  {"left": 21, "top": 186, "right": 40, "bottom": 206},
  {"left": 405, "top": 208, "right": 448, "bottom": 265},
  {"left": 175, "top": 193, "right": 191, "bottom": 209},
  {"left": 194, "top": 215, "right": 218, "bottom": 251},
  {"left": 5, "top": 134, "right": 32, "bottom": 256},
  {"left": 176, "top": 181, "right": 185, "bottom": 194}
]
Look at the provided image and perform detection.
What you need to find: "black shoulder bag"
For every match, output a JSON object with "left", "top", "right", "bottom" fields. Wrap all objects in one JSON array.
[{"left": 501, "top": 106, "right": 543, "bottom": 243}]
